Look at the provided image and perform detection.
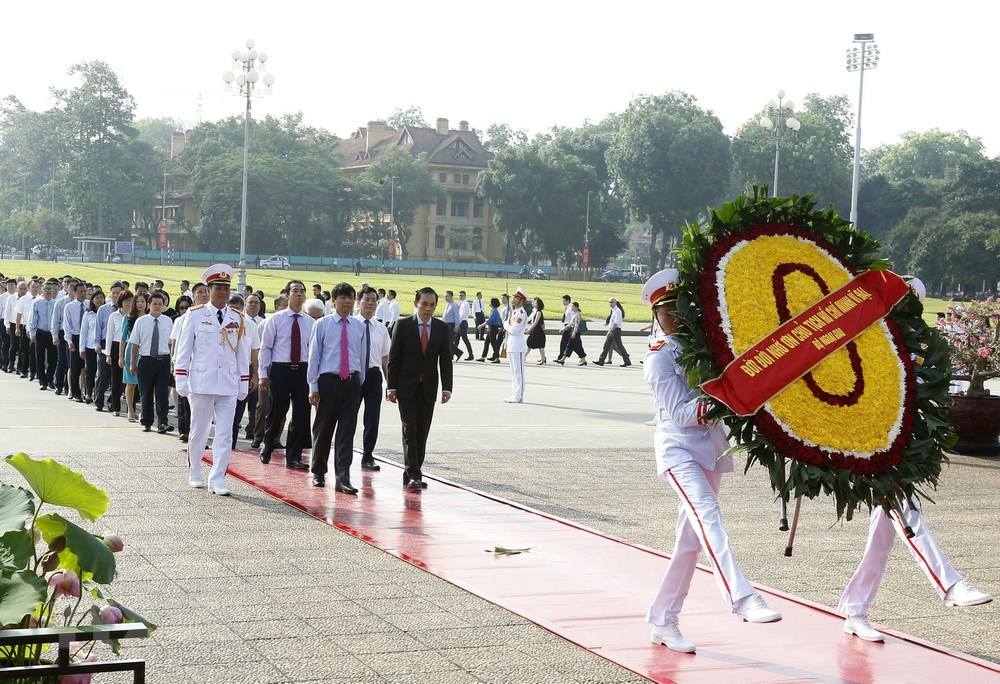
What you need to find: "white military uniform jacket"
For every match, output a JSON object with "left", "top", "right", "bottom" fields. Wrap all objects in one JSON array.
[
  {"left": 643, "top": 333, "right": 732, "bottom": 479},
  {"left": 503, "top": 305, "right": 528, "bottom": 353},
  {"left": 174, "top": 303, "right": 251, "bottom": 397}
]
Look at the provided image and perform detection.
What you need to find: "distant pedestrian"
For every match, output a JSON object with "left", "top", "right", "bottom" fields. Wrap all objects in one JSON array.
[
  {"left": 594, "top": 298, "right": 630, "bottom": 367},
  {"left": 525, "top": 297, "right": 547, "bottom": 365}
]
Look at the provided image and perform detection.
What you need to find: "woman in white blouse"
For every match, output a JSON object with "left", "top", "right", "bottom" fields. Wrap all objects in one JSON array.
[{"left": 78, "top": 291, "right": 105, "bottom": 403}]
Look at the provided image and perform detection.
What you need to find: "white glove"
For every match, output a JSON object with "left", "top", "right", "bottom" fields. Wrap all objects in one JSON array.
[
  {"left": 237, "top": 392, "right": 248, "bottom": 402},
  {"left": 176, "top": 378, "right": 190, "bottom": 398}
]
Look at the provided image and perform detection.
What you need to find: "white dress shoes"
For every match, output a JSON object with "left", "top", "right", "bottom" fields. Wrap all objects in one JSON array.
[
  {"left": 944, "top": 579, "right": 993, "bottom": 607},
  {"left": 504, "top": 398, "right": 523, "bottom": 403},
  {"left": 188, "top": 480, "right": 205, "bottom": 489},
  {"left": 844, "top": 615, "right": 884, "bottom": 642},
  {"left": 209, "top": 486, "right": 231, "bottom": 496},
  {"left": 650, "top": 623, "right": 695, "bottom": 653},
  {"left": 644, "top": 418, "right": 659, "bottom": 426},
  {"left": 734, "top": 593, "right": 782, "bottom": 623}
]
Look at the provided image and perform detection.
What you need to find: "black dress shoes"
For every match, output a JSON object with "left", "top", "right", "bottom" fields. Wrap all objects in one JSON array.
[
  {"left": 250, "top": 439, "right": 262, "bottom": 449},
  {"left": 286, "top": 460, "right": 308, "bottom": 470},
  {"left": 361, "top": 460, "right": 381, "bottom": 471},
  {"left": 260, "top": 450, "right": 271, "bottom": 464},
  {"left": 158, "top": 424, "right": 174, "bottom": 434},
  {"left": 273, "top": 442, "right": 285, "bottom": 450},
  {"left": 465, "top": 355, "right": 474, "bottom": 361},
  {"left": 620, "top": 361, "right": 632, "bottom": 367},
  {"left": 311, "top": 475, "right": 325, "bottom": 487},
  {"left": 142, "top": 425, "right": 151, "bottom": 432},
  {"left": 406, "top": 479, "right": 425, "bottom": 490},
  {"left": 180, "top": 433, "right": 189, "bottom": 443},
  {"left": 593, "top": 360, "right": 605, "bottom": 366},
  {"left": 335, "top": 480, "right": 358, "bottom": 495}
]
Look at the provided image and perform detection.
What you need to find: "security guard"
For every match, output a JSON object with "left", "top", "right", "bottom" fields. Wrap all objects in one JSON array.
[
  {"left": 174, "top": 264, "right": 252, "bottom": 496},
  {"left": 502, "top": 286, "right": 528, "bottom": 403},
  {"left": 642, "top": 268, "right": 781, "bottom": 654}
]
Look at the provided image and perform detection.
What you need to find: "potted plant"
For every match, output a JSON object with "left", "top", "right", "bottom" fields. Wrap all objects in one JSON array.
[
  {"left": 0, "top": 453, "right": 156, "bottom": 682},
  {"left": 940, "top": 298, "right": 1000, "bottom": 455}
]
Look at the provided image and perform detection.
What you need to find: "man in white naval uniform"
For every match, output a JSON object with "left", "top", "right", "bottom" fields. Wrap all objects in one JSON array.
[
  {"left": 642, "top": 268, "right": 781, "bottom": 654},
  {"left": 502, "top": 286, "right": 528, "bottom": 403},
  {"left": 838, "top": 277, "right": 992, "bottom": 642},
  {"left": 174, "top": 264, "right": 251, "bottom": 496}
]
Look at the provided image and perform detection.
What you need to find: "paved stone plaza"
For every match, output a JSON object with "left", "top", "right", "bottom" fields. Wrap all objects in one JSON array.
[{"left": 1, "top": 329, "right": 996, "bottom": 682}]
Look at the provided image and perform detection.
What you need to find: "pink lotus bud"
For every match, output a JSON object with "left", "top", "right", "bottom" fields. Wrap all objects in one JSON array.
[
  {"left": 41, "top": 551, "right": 59, "bottom": 573},
  {"left": 59, "top": 655, "right": 97, "bottom": 684},
  {"left": 48, "top": 536, "right": 66, "bottom": 553},
  {"left": 48, "top": 570, "right": 81, "bottom": 599},
  {"left": 102, "top": 533, "right": 124, "bottom": 553},
  {"left": 99, "top": 606, "right": 124, "bottom": 624}
]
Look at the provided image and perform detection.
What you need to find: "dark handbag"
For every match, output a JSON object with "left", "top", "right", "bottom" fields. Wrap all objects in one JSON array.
[{"left": 578, "top": 320, "right": 588, "bottom": 334}]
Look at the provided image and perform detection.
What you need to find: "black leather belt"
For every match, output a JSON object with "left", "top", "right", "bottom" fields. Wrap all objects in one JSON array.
[
  {"left": 273, "top": 362, "right": 306, "bottom": 371},
  {"left": 321, "top": 371, "right": 359, "bottom": 382},
  {"left": 144, "top": 355, "right": 169, "bottom": 361}
]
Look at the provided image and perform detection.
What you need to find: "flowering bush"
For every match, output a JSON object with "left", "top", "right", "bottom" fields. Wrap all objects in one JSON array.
[
  {"left": 0, "top": 453, "right": 156, "bottom": 683},
  {"left": 940, "top": 298, "right": 1000, "bottom": 397}
]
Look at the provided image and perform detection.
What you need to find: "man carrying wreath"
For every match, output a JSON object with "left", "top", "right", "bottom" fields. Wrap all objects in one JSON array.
[{"left": 641, "top": 268, "right": 781, "bottom": 654}]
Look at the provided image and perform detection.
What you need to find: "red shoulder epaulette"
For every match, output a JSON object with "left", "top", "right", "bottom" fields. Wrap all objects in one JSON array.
[{"left": 648, "top": 339, "right": 666, "bottom": 351}]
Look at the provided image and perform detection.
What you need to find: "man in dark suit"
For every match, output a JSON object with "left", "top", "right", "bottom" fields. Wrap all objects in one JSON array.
[{"left": 386, "top": 287, "right": 453, "bottom": 490}]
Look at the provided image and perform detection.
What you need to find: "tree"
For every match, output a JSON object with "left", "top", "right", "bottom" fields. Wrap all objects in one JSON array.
[
  {"left": 857, "top": 175, "right": 941, "bottom": 241},
  {"left": 135, "top": 117, "right": 186, "bottom": 157},
  {"left": 482, "top": 123, "right": 528, "bottom": 154},
  {"left": 386, "top": 106, "right": 429, "bottom": 129},
  {"left": 874, "top": 129, "right": 986, "bottom": 182},
  {"left": 477, "top": 141, "right": 546, "bottom": 263},
  {"left": 607, "top": 91, "right": 730, "bottom": 270},
  {"left": 359, "top": 146, "right": 443, "bottom": 259},
  {"left": 943, "top": 157, "right": 1000, "bottom": 215},
  {"left": 731, "top": 94, "right": 853, "bottom": 214}
]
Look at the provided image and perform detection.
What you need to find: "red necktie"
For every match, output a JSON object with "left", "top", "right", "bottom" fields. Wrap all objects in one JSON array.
[
  {"left": 420, "top": 320, "right": 429, "bottom": 353},
  {"left": 339, "top": 317, "right": 350, "bottom": 379},
  {"left": 290, "top": 313, "right": 301, "bottom": 364}
]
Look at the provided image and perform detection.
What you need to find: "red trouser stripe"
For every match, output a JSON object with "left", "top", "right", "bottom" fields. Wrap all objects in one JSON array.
[
  {"left": 668, "top": 469, "right": 734, "bottom": 603},
  {"left": 892, "top": 509, "right": 947, "bottom": 594}
]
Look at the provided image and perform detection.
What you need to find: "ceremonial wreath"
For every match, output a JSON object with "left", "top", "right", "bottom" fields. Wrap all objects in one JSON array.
[{"left": 673, "top": 191, "right": 955, "bottom": 520}]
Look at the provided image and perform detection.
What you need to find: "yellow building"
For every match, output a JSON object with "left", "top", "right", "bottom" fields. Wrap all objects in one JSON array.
[{"left": 336, "top": 118, "right": 502, "bottom": 263}]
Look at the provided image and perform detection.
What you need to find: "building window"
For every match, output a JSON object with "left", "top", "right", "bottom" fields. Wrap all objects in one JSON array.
[
  {"left": 439, "top": 173, "right": 446, "bottom": 183},
  {"left": 436, "top": 197, "right": 446, "bottom": 217},
  {"left": 435, "top": 226, "right": 445, "bottom": 249},
  {"left": 462, "top": 174, "right": 469, "bottom": 184},
  {"left": 473, "top": 227, "right": 483, "bottom": 250},
  {"left": 473, "top": 197, "right": 484, "bottom": 219},
  {"left": 450, "top": 193, "right": 469, "bottom": 218},
  {"left": 453, "top": 173, "right": 461, "bottom": 183}
]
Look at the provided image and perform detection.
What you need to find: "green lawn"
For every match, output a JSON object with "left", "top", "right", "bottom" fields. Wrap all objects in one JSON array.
[{"left": 1, "top": 259, "right": 953, "bottom": 326}]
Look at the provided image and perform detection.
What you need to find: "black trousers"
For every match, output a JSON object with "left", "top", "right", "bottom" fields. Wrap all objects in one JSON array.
[
  {"left": 0, "top": 319, "right": 8, "bottom": 367},
  {"left": 474, "top": 311, "right": 486, "bottom": 339},
  {"left": 69, "top": 334, "right": 84, "bottom": 399},
  {"left": 398, "top": 387, "right": 435, "bottom": 482},
  {"left": 34, "top": 330, "right": 56, "bottom": 387},
  {"left": 598, "top": 329, "right": 630, "bottom": 364},
  {"left": 137, "top": 356, "right": 170, "bottom": 427},
  {"left": 17, "top": 329, "right": 31, "bottom": 376},
  {"left": 108, "top": 342, "right": 123, "bottom": 413},
  {"left": 177, "top": 396, "right": 190, "bottom": 436},
  {"left": 452, "top": 320, "right": 473, "bottom": 357},
  {"left": 481, "top": 325, "right": 502, "bottom": 359},
  {"left": 265, "top": 363, "right": 310, "bottom": 461},
  {"left": 358, "top": 367, "right": 383, "bottom": 461},
  {"left": 93, "top": 348, "right": 110, "bottom": 408},
  {"left": 54, "top": 332, "right": 68, "bottom": 392},
  {"left": 84, "top": 348, "right": 98, "bottom": 398},
  {"left": 566, "top": 332, "right": 587, "bottom": 359},
  {"left": 5, "top": 323, "right": 18, "bottom": 372},
  {"left": 310, "top": 372, "right": 360, "bottom": 480}
]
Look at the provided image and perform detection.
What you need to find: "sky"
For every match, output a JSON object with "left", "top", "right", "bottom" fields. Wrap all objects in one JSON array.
[{"left": 6, "top": 1, "right": 998, "bottom": 155}]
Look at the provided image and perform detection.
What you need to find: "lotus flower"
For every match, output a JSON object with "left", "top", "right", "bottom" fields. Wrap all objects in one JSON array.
[
  {"left": 48, "top": 570, "right": 81, "bottom": 599},
  {"left": 59, "top": 655, "right": 97, "bottom": 684},
  {"left": 102, "top": 533, "right": 124, "bottom": 553},
  {"left": 99, "top": 605, "right": 124, "bottom": 624}
]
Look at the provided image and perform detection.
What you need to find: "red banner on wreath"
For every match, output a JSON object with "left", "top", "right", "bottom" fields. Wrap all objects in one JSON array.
[{"left": 701, "top": 270, "right": 910, "bottom": 416}]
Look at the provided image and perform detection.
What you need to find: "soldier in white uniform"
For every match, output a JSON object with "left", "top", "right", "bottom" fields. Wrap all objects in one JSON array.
[
  {"left": 838, "top": 277, "right": 992, "bottom": 642},
  {"left": 174, "top": 264, "right": 252, "bottom": 496},
  {"left": 642, "top": 268, "right": 781, "bottom": 654},
  {"left": 502, "top": 286, "right": 528, "bottom": 403}
]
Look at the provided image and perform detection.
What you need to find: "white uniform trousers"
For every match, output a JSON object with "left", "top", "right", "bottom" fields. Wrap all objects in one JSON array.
[
  {"left": 838, "top": 498, "right": 962, "bottom": 617},
  {"left": 646, "top": 460, "right": 755, "bottom": 625},
  {"left": 187, "top": 393, "right": 238, "bottom": 489},
  {"left": 507, "top": 351, "right": 525, "bottom": 401}
]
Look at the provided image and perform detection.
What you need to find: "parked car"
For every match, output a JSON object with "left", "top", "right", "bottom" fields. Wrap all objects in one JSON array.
[
  {"left": 595, "top": 268, "right": 641, "bottom": 283},
  {"left": 259, "top": 255, "right": 290, "bottom": 270}
]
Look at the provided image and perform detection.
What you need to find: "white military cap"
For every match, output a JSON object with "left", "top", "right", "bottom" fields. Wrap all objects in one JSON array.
[
  {"left": 514, "top": 286, "right": 528, "bottom": 301},
  {"left": 202, "top": 263, "right": 234, "bottom": 287},
  {"left": 642, "top": 268, "right": 681, "bottom": 307},
  {"left": 903, "top": 275, "right": 926, "bottom": 302}
]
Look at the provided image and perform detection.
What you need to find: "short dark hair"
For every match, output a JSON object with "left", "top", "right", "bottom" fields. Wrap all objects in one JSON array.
[
  {"left": 228, "top": 294, "right": 245, "bottom": 307},
  {"left": 445, "top": 290, "right": 453, "bottom": 297},
  {"left": 359, "top": 287, "right": 378, "bottom": 299},
  {"left": 287, "top": 280, "right": 306, "bottom": 292},
  {"left": 111, "top": 281, "right": 124, "bottom": 290},
  {"left": 562, "top": 294, "right": 571, "bottom": 302},
  {"left": 148, "top": 292, "right": 166, "bottom": 304},
  {"left": 116, "top": 290, "right": 134, "bottom": 308},
  {"left": 414, "top": 286, "right": 438, "bottom": 303},
  {"left": 180, "top": 280, "right": 190, "bottom": 287},
  {"left": 192, "top": 282, "right": 207, "bottom": 294},
  {"left": 387, "top": 289, "right": 396, "bottom": 297},
  {"left": 332, "top": 282, "right": 356, "bottom": 299},
  {"left": 176, "top": 295, "right": 193, "bottom": 309},
  {"left": 490, "top": 297, "right": 500, "bottom": 308},
  {"left": 73, "top": 282, "right": 85, "bottom": 292}
]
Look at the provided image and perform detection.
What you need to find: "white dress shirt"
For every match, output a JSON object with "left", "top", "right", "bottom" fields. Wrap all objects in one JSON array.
[
  {"left": 104, "top": 310, "right": 125, "bottom": 356},
  {"left": 608, "top": 306, "right": 624, "bottom": 330},
  {"left": 4, "top": 293, "right": 20, "bottom": 324},
  {"left": 258, "top": 307, "right": 315, "bottom": 379},
  {"left": 128, "top": 313, "right": 173, "bottom": 356},
  {"left": 385, "top": 299, "right": 400, "bottom": 327},
  {"left": 80, "top": 310, "right": 100, "bottom": 350},
  {"left": 355, "top": 313, "right": 391, "bottom": 369},
  {"left": 14, "top": 293, "right": 36, "bottom": 326},
  {"left": 472, "top": 297, "right": 485, "bottom": 315},
  {"left": 458, "top": 299, "right": 471, "bottom": 321},
  {"left": 374, "top": 298, "right": 388, "bottom": 322}
]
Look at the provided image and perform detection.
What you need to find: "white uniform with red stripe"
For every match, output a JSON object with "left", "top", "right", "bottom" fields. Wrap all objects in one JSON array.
[
  {"left": 643, "top": 334, "right": 756, "bottom": 626},
  {"left": 503, "top": 304, "right": 527, "bottom": 402},
  {"left": 174, "top": 303, "right": 251, "bottom": 489}
]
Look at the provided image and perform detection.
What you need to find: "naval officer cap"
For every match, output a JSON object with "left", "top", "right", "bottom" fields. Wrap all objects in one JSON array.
[
  {"left": 642, "top": 268, "right": 681, "bottom": 308},
  {"left": 203, "top": 263, "right": 235, "bottom": 287},
  {"left": 514, "top": 286, "right": 528, "bottom": 301},
  {"left": 902, "top": 275, "right": 926, "bottom": 302}
]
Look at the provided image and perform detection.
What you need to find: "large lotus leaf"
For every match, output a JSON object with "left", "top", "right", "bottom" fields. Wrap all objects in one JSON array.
[
  {"left": 0, "top": 484, "right": 34, "bottom": 535},
  {"left": 0, "top": 570, "right": 47, "bottom": 626},
  {"left": 35, "top": 514, "right": 115, "bottom": 584},
  {"left": 5, "top": 453, "right": 108, "bottom": 521},
  {"left": 0, "top": 529, "right": 34, "bottom": 571}
]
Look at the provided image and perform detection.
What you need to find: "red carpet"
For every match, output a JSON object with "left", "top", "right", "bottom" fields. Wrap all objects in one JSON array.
[{"left": 207, "top": 449, "right": 1000, "bottom": 683}]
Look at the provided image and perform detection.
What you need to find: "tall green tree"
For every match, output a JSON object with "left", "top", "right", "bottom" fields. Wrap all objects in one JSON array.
[
  {"left": 731, "top": 94, "right": 853, "bottom": 214},
  {"left": 872, "top": 129, "right": 986, "bottom": 182},
  {"left": 607, "top": 91, "right": 730, "bottom": 270},
  {"left": 477, "top": 141, "right": 546, "bottom": 263},
  {"left": 386, "top": 106, "right": 429, "bottom": 129},
  {"left": 135, "top": 117, "right": 185, "bottom": 157},
  {"left": 359, "top": 146, "right": 443, "bottom": 260}
]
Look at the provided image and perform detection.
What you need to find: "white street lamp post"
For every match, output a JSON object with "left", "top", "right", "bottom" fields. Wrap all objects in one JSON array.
[
  {"left": 846, "top": 34, "right": 879, "bottom": 226},
  {"left": 758, "top": 90, "right": 802, "bottom": 197},
  {"left": 223, "top": 39, "right": 275, "bottom": 290}
]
